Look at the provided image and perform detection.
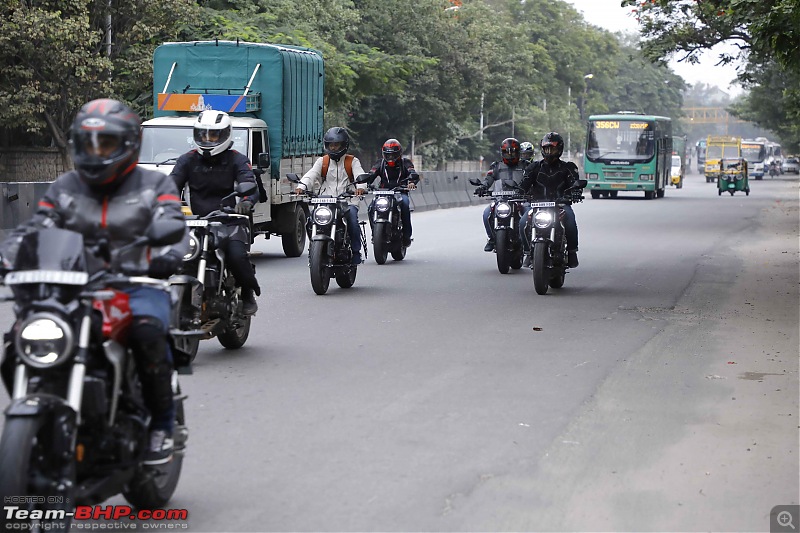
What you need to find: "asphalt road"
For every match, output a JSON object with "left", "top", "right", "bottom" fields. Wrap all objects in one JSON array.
[{"left": 0, "top": 171, "right": 797, "bottom": 531}]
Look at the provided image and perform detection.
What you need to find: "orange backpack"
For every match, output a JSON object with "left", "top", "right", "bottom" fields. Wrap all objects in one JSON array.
[{"left": 321, "top": 154, "right": 355, "bottom": 182}]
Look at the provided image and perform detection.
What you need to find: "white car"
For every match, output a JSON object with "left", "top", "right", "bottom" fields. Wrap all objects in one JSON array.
[{"left": 781, "top": 157, "right": 799, "bottom": 174}]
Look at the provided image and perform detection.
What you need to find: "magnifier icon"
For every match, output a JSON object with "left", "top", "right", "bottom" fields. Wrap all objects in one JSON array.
[{"left": 778, "top": 511, "right": 796, "bottom": 530}]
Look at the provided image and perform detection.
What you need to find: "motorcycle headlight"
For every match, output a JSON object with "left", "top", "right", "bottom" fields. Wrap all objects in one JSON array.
[
  {"left": 533, "top": 210, "right": 553, "bottom": 229},
  {"left": 313, "top": 206, "right": 333, "bottom": 226},
  {"left": 495, "top": 202, "right": 512, "bottom": 218},
  {"left": 183, "top": 233, "right": 200, "bottom": 262},
  {"left": 375, "top": 197, "right": 391, "bottom": 212},
  {"left": 15, "top": 313, "right": 75, "bottom": 368}
]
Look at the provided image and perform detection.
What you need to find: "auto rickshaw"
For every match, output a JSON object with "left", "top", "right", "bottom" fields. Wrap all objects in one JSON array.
[{"left": 717, "top": 158, "right": 750, "bottom": 196}]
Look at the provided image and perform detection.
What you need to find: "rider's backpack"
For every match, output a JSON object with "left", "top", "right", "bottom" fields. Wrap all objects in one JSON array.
[{"left": 321, "top": 154, "right": 355, "bottom": 182}]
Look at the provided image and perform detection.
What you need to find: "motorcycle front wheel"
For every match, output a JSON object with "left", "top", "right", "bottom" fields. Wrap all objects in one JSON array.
[
  {"left": 0, "top": 415, "right": 75, "bottom": 531},
  {"left": 309, "top": 240, "right": 331, "bottom": 295},
  {"left": 124, "top": 391, "right": 186, "bottom": 509},
  {"left": 373, "top": 224, "right": 389, "bottom": 265},
  {"left": 532, "top": 242, "right": 550, "bottom": 295},
  {"left": 495, "top": 228, "right": 511, "bottom": 274}
]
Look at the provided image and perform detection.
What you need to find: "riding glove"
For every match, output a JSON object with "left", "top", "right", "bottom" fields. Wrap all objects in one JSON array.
[
  {"left": 148, "top": 254, "right": 182, "bottom": 279},
  {"left": 235, "top": 200, "right": 254, "bottom": 215}
]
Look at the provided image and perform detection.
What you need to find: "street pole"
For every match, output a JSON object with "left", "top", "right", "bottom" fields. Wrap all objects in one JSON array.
[{"left": 567, "top": 86, "right": 571, "bottom": 161}]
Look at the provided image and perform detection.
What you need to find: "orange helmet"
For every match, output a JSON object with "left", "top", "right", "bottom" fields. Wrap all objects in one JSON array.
[{"left": 382, "top": 138, "right": 403, "bottom": 167}]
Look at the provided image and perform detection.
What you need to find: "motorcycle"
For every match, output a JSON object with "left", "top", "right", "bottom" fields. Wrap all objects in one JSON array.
[
  {"left": 524, "top": 179, "right": 587, "bottom": 295},
  {"left": 170, "top": 182, "right": 258, "bottom": 363},
  {"left": 368, "top": 180, "right": 415, "bottom": 264},
  {"left": 286, "top": 173, "right": 368, "bottom": 295},
  {"left": 0, "top": 220, "right": 188, "bottom": 531},
  {"left": 470, "top": 178, "right": 528, "bottom": 274}
]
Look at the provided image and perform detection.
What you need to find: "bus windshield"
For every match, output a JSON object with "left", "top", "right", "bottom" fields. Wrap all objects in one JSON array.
[
  {"left": 741, "top": 143, "right": 766, "bottom": 163},
  {"left": 586, "top": 120, "right": 655, "bottom": 161}
]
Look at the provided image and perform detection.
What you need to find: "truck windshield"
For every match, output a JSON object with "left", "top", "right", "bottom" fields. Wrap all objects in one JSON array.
[
  {"left": 140, "top": 126, "right": 249, "bottom": 163},
  {"left": 586, "top": 120, "right": 655, "bottom": 161}
]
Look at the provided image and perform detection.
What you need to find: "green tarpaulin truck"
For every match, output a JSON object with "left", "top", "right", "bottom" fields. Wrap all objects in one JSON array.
[{"left": 139, "top": 40, "right": 324, "bottom": 257}]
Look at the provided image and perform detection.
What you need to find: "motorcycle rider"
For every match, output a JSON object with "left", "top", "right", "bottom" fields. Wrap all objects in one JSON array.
[
  {"left": 519, "top": 132, "right": 581, "bottom": 268},
  {"left": 520, "top": 141, "right": 535, "bottom": 165},
  {"left": 170, "top": 110, "right": 261, "bottom": 316},
  {"left": 0, "top": 99, "right": 188, "bottom": 465},
  {"left": 294, "top": 127, "right": 368, "bottom": 264},
  {"left": 365, "top": 138, "right": 419, "bottom": 247},
  {"left": 475, "top": 137, "right": 526, "bottom": 252}
]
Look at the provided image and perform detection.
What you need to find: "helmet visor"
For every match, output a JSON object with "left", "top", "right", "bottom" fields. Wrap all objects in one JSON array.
[
  {"left": 542, "top": 144, "right": 559, "bottom": 157},
  {"left": 325, "top": 141, "right": 345, "bottom": 153},
  {"left": 194, "top": 126, "right": 230, "bottom": 149},
  {"left": 75, "top": 131, "right": 125, "bottom": 162}
]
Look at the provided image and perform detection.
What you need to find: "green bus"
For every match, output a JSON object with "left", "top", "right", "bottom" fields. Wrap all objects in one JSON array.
[{"left": 584, "top": 113, "right": 673, "bottom": 199}]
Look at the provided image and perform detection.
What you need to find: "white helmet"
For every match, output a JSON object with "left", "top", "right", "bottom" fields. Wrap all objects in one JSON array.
[{"left": 193, "top": 110, "right": 233, "bottom": 158}]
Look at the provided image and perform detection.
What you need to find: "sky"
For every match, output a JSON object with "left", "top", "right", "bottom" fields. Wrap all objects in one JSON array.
[{"left": 565, "top": 0, "right": 744, "bottom": 96}]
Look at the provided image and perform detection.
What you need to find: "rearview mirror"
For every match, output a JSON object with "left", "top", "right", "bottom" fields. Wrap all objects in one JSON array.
[
  {"left": 355, "top": 173, "right": 372, "bottom": 184},
  {"left": 286, "top": 173, "right": 300, "bottom": 183},
  {"left": 469, "top": 178, "right": 482, "bottom": 186},
  {"left": 237, "top": 181, "right": 258, "bottom": 196},
  {"left": 257, "top": 152, "right": 270, "bottom": 170},
  {"left": 576, "top": 179, "right": 588, "bottom": 188}
]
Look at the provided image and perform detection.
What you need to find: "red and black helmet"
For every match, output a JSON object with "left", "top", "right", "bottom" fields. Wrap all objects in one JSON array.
[
  {"left": 540, "top": 132, "right": 564, "bottom": 163},
  {"left": 69, "top": 99, "right": 141, "bottom": 187},
  {"left": 382, "top": 138, "right": 403, "bottom": 167},
  {"left": 500, "top": 137, "right": 521, "bottom": 165}
]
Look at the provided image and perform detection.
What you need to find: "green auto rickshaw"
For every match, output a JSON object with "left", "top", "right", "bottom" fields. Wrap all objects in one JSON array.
[{"left": 717, "top": 158, "right": 750, "bottom": 196}]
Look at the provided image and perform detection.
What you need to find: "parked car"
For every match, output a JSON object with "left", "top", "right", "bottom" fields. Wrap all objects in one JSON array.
[{"left": 781, "top": 156, "right": 799, "bottom": 174}]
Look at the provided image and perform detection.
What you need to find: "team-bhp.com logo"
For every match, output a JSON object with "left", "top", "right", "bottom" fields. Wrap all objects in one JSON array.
[{"left": 4, "top": 499, "right": 188, "bottom": 529}]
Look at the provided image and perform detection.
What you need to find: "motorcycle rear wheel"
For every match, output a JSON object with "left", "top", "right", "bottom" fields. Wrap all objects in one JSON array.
[
  {"left": 124, "top": 392, "right": 186, "bottom": 509},
  {"left": 335, "top": 266, "right": 357, "bottom": 288},
  {"left": 373, "top": 225, "right": 388, "bottom": 265},
  {"left": 0, "top": 415, "right": 74, "bottom": 530},
  {"left": 217, "top": 315, "right": 251, "bottom": 349},
  {"left": 495, "top": 228, "right": 511, "bottom": 274},
  {"left": 309, "top": 241, "right": 330, "bottom": 295},
  {"left": 532, "top": 242, "right": 550, "bottom": 295},
  {"left": 391, "top": 242, "right": 407, "bottom": 261},
  {"left": 550, "top": 270, "right": 565, "bottom": 288}
]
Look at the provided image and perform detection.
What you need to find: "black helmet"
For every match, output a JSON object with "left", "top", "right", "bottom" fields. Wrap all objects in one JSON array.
[
  {"left": 540, "top": 132, "right": 564, "bottom": 163},
  {"left": 70, "top": 99, "right": 141, "bottom": 187},
  {"left": 323, "top": 127, "right": 350, "bottom": 161},
  {"left": 382, "top": 138, "right": 403, "bottom": 167},
  {"left": 500, "top": 137, "right": 521, "bottom": 166}
]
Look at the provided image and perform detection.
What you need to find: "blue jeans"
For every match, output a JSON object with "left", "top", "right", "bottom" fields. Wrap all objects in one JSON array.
[
  {"left": 126, "top": 286, "right": 175, "bottom": 432},
  {"left": 482, "top": 204, "right": 494, "bottom": 240},
  {"left": 519, "top": 204, "right": 578, "bottom": 253},
  {"left": 344, "top": 205, "right": 361, "bottom": 254}
]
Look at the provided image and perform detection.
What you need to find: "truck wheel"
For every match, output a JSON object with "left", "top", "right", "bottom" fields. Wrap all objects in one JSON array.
[
  {"left": 590, "top": 190, "right": 600, "bottom": 200},
  {"left": 644, "top": 191, "right": 655, "bottom": 200},
  {"left": 282, "top": 207, "right": 307, "bottom": 258}
]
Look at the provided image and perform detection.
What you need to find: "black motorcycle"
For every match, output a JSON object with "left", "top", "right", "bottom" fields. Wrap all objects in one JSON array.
[
  {"left": 368, "top": 182, "right": 414, "bottom": 264},
  {"left": 286, "top": 174, "right": 368, "bottom": 295},
  {"left": 170, "top": 183, "right": 258, "bottom": 363},
  {"left": 0, "top": 221, "right": 187, "bottom": 531},
  {"left": 470, "top": 178, "right": 528, "bottom": 274},
  {"left": 524, "top": 179, "right": 587, "bottom": 295}
]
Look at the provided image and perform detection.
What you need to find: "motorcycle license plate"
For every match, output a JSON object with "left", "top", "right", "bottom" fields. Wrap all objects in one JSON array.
[
  {"left": 374, "top": 191, "right": 394, "bottom": 195},
  {"left": 492, "top": 191, "right": 516, "bottom": 197},
  {"left": 311, "top": 198, "right": 337, "bottom": 204},
  {"left": 529, "top": 201, "right": 556, "bottom": 208},
  {"left": 4, "top": 270, "right": 89, "bottom": 285},
  {"left": 186, "top": 220, "right": 209, "bottom": 227}
]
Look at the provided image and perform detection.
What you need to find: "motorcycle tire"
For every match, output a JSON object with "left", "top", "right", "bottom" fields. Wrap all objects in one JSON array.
[
  {"left": 335, "top": 266, "right": 357, "bottom": 288},
  {"left": 511, "top": 246, "right": 523, "bottom": 270},
  {"left": 373, "top": 225, "right": 388, "bottom": 265},
  {"left": 217, "top": 315, "right": 251, "bottom": 349},
  {"left": 532, "top": 242, "right": 550, "bottom": 295},
  {"left": 391, "top": 242, "right": 407, "bottom": 261},
  {"left": 495, "top": 228, "right": 511, "bottom": 274},
  {"left": 124, "top": 390, "right": 186, "bottom": 509},
  {"left": 282, "top": 206, "right": 307, "bottom": 258},
  {"left": 0, "top": 415, "right": 75, "bottom": 530},
  {"left": 550, "top": 269, "right": 566, "bottom": 288},
  {"left": 309, "top": 240, "right": 330, "bottom": 295}
]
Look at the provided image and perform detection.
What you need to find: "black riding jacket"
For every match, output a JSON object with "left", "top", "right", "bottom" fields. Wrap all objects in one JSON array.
[
  {"left": 170, "top": 149, "right": 258, "bottom": 217},
  {"left": 520, "top": 159, "right": 579, "bottom": 200},
  {"left": 368, "top": 158, "right": 420, "bottom": 189},
  {"left": 482, "top": 161, "right": 526, "bottom": 191}
]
